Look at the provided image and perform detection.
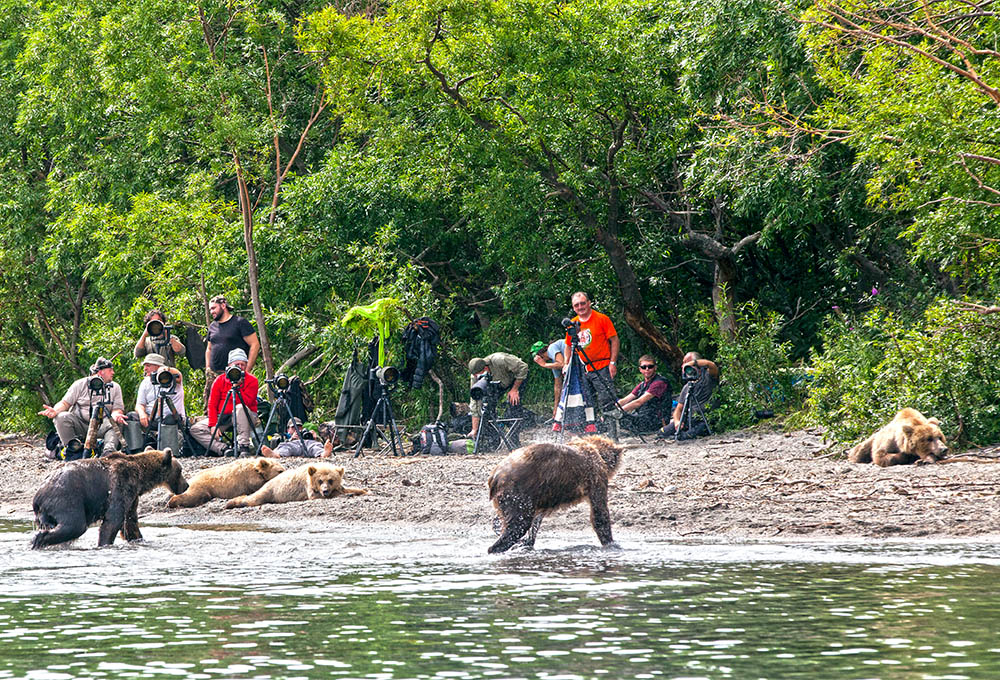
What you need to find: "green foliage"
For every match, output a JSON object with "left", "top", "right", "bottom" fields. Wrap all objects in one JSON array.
[
  {"left": 697, "top": 300, "right": 805, "bottom": 430},
  {"left": 807, "top": 302, "right": 1000, "bottom": 447}
]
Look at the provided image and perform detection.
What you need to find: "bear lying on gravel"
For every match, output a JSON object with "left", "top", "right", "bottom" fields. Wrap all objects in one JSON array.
[
  {"left": 167, "top": 457, "right": 284, "bottom": 508},
  {"left": 224, "top": 463, "right": 368, "bottom": 508},
  {"left": 849, "top": 408, "right": 948, "bottom": 467},
  {"left": 487, "top": 435, "right": 624, "bottom": 553},
  {"left": 32, "top": 448, "right": 188, "bottom": 549}
]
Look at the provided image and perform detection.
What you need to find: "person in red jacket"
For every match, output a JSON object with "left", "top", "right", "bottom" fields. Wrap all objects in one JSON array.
[{"left": 190, "top": 349, "right": 260, "bottom": 456}]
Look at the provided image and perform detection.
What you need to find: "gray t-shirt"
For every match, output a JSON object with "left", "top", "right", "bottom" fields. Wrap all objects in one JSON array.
[
  {"left": 61, "top": 376, "right": 125, "bottom": 417},
  {"left": 546, "top": 339, "right": 567, "bottom": 377},
  {"left": 136, "top": 376, "right": 186, "bottom": 420}
]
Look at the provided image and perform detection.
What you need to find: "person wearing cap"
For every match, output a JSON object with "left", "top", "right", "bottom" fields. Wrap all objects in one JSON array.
[
  {"left": 203, "top": 295, "right": 259, "bottom": 406},
  {"left": 467, "top": 352, "right": 529, "bottom": 439},
  {"left": 133, "top": 353, "right": 186, "bottom": 430},
  {"left": 37, "top": 357, "right": 127, "bottom": 453},
  {"left": 531, "top": 339, "right": 566, "bottom": 418},
  {"left": 189, "top": 348, "right": 260, "bottom": 456},
  {"left": 260, "top": 418, "right": 333, "bottom": 458},
  {"left": 133, "top": 309, "right": 186, "bottom": 367}
]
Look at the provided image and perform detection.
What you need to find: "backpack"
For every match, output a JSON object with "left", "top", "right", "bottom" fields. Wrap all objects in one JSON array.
[
  {"left": 418, "top": 421, "right": 448, "bottom": 455},
  {"left": 44, "top": 430, "right": 62, "bottom": 460}
]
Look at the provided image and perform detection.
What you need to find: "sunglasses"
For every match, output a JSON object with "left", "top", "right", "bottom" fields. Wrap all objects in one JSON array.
[{"left": 639, "top": 364, "right": 656, "bottom": 369}]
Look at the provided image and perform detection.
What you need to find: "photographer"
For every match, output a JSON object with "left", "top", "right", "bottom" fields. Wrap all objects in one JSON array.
[
  {"left": 467, "top": 353, "right": 529, "bottom": 439},
  {"left": 615, "top": 355, "right": 670, "bottom": 433},
  {"left": 531, "top": 339, "right": 566, "bottom": 418},
  {"left": 261, "top": 418, "right": 333, "bottom": 458},
  {"left": 189, "top": 349, "right": 260, "bottom": 456},
  {"left": 565, "top": 292, "right": 619, "bottom": 412},
  {"left": 658, "top": 352, "right": 719, "bottom": 441},
  {"left": 38, "top": 357, "right": 126, "bottom": 455},
  {"left": 134, "top": 309, "right": 186, "bottom": 367},
  {"left": 131, "top": 353, "right": 185, "bottom": 440},
  {"left": 203, "top": 295, "right": 259, "bottom": 407}
]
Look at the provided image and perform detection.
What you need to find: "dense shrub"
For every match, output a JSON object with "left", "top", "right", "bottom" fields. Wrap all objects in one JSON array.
[{"left": 807, "top": 301, "right": 1000, "bottom": 447}]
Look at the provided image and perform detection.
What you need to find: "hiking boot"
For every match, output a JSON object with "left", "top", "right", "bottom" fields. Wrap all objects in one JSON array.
[{"left": 238, "top": 444, "right": 253, "bottom": 457}]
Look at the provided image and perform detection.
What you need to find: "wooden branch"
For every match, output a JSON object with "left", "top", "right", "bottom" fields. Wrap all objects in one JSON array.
[
  {"left": 275, "top": 345, "right": 321, "bottom": 375},
  {"left": 953, "top": 300, "right": 1000, "bottom": 314}
]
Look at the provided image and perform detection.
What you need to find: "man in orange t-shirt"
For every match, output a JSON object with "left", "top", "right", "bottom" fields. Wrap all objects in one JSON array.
[{"left": 565, "top": 291, "right": 620, "bottom": 412}]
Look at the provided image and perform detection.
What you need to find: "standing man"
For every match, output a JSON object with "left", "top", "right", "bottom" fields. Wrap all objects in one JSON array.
[
  {"left": 38, "top": 357, "right": 126, "bottom": 456},
  {"left": 189, "top": 349, "right": 260, "bottom": 456},
  {"left": 467, "top": 352, "right": 530, "bottom": 440},
  {"left": 203, "top": 295, "right": 259, "bottom": 407},
  {"left": 616, "top": 355, "right": 670, "bottom": 433},
  {"left": 531, "top": 339, "right": 566, "bottom": 418},
  {"left": 565, "top": 291, "right": 619, "bottom": 413}
]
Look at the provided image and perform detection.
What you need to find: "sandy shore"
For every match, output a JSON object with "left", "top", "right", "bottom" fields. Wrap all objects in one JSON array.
[{"left": 4, "top": 426, "right": 1000, "bottom": 543}]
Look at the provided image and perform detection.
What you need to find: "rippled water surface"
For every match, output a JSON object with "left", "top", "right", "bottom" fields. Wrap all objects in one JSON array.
[{"left": 2, "top": 520, "right": 1000, "bottom": 679}]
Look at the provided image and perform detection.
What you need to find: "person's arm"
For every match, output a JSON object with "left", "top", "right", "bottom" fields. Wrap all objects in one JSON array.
[
  {"left": 622, "top": 391, "right": 655, "bottom": 412},
  {"left": 241, "top": 377, "right": 259, "bottom": 412},
  {"left": 245, "top": 332, "right": 261, "bottom": 373},
  {"left": 204, "top": 341, "right": 212, "bottom": 372},
  {"left": 110, "top": 385, "right": 126, "bottom": 424},
  {"left": 133, "top": 332, "right": 148, "bottom": 359},
  {"left": 608, "top": 335, "right": 620, "bottom": 378},
  {"left": 617, "top": 393, "right": 635, "bottom": 408},
  {"left": 38, "top": 400, "right": 69, "bottom": 419},
  {"left": 170, "top": 334, "right": 186, "bottom": 356},
  {"left": 507, "top": 378, "right": 523, "bottom": 405},
  {"left": 207, "top": 379, "right": 222, "bottom": 427}
]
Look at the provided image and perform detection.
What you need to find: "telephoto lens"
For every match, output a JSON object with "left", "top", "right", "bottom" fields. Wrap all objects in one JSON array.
[
  {"left": 470, "top": 374, "right": 491, "bottom": 400},
  {"left": 155, "top": 367, "right": 176, "bottom": 388},
  {"left": 226, "top": 365, "right": 244, "bottom": 383},
  {"left": 146, "top": 319, "right": 164, "bottom": 336},
  {"left": 87, "top": 376, "right": 105, "bottom": 392}
]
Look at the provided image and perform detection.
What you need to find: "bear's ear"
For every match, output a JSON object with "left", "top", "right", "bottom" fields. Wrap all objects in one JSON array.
[
  {"left": 161, "top": 448, "right": 173, "bottom": 465},
  {"left": 928, "top": 417, "right": 941, "bottom": 426},
  {"left": 306, "top": 465, "right": 317, "bottom": 476},
  {"left": 901, "top": 425, "right": 914, "bottom": 438},
  {"left": 336, "top": 466, "right": 345, "bottom": 476}
]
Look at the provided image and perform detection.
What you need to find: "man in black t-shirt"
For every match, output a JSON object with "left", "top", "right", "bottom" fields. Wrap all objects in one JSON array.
[{"left": 202, "top": 294, "right": 260, "bottom": 405}]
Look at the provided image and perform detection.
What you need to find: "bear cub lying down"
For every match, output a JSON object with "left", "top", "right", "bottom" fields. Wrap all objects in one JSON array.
[
  {"left": 487, "top": 435, "right": 624, "bottom": 553},
  {"left": 32, "top": 448, "right": 188, "bottom": 549},
  {"left": 167, "top": 457, "right": 285, "bottom": 508},
  {"left": 849, "top": 408, "right": 948, "bottom": 467},
  {"left": 225, "top": 462, "right": 368, "bottom": 508}
]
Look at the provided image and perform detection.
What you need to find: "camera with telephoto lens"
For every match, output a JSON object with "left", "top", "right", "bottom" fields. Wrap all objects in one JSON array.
[
  {"left": 561, "top": 317, "right": 581, "bottom": 339},
  {"left": 155, "top": 367, "right": 176, "bottom": 390},
  {"left": 266, "top": 374, "right": 291, "bottom": 392},
  {"left": 145, "top": 319, "right": 173, "bottom": 337},
  {"left": 87, "top": 376, "right": 105, "bottom": 393},
  {"left": 376, "top": 366, "right": 399, "bottom": 387},
  {"left": 682, "top": 363, "right": 703, "bottom": 383},
  {"left": 226, "top": 365, "right": 245, "bottom": 383},
  {"left": 470, "top": 373, "right": 502, "bottom": 401}
]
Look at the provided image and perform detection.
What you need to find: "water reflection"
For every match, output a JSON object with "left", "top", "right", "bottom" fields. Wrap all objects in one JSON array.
[{"left": 2, "top": 521, "right": 1000, "bottom": 678}]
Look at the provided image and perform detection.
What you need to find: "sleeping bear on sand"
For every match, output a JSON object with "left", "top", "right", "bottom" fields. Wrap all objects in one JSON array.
[
  {"left": 167, "top": 457, "right": 285, "bottom": 508},
  {"left": 224, "top": 463, "right": 368, "bottom": 508},
  {"left": 487, "top": 435, "right": 624, "bottom": 553},
  {"left": 32, "top": 448, "right": 188, "bottom": 549},
  {"left": 849, "top": 408, "right": 948, "bottom": 467}
]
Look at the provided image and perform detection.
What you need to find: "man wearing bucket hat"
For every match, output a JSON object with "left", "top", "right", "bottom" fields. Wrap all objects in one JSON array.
[
  {"left": 38, "top": 357, "right": 127, "bottom": 456},
  {"left": 124, "top": 353, "right": 186, "bottom": 453},
  {"left": 260, "top": 417, "right": 333, "bottom": 458},
  {"left": 189, "top": 348, "right": 260, "bottom": 456},
  {"left": 466, "top": 352, "right": 529, "bottom": 440},
  {"left": 531, "top": 339, "right": 566, "bottom": 418}
]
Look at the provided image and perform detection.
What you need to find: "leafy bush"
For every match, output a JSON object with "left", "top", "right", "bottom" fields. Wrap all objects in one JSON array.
[
  {"left": 807, "top": 301, "right": 1000, "bottom": 447},
  {"left": 697, "top": 300, "right": 805, "bottom": 431}
]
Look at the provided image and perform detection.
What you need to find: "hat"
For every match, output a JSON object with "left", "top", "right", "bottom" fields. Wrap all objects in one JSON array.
[
  {"left": 531, "top": 341, "right": 547, "bottom": 356},
  {"left": 287, "top": 417, "right": 303, "bottom": 428},
  {"left": 143, "top": 353, "right": 166, "bottom": 367},
  {"left": 468, "top": 357, "right": 487, "bottom": 374},
  {"left": 90, "top": 357, "right": 113, "bottom": 373},
  {"left": 228, "top": 348, "right": 248, "bottom": 364}
]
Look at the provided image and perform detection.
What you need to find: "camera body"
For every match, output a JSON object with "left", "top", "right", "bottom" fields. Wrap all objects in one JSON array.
[
  {"left": 470, "top": 372, "right": 501, "bottom": 401},
  {"left": 681, "top": 364, "right": 703, "bottom": 383},
  {"left": 561, "top": 317, "right": 581, "bottom": 339}
]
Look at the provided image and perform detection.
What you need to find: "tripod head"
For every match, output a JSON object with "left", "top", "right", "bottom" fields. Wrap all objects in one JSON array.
[
  {"left": 561, "top": 317, "right": 581, "bottom": 341},
  {"left": 266, "top": 373, "right": 292, "bottom": 397}
]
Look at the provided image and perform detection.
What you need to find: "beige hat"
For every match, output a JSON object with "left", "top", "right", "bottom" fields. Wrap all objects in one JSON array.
[
  {"left": 468, "top": 357, "right": 487, "bottom": 374},
  {"left": 143, "top": 353, "right": 166, "bottom": 367}
]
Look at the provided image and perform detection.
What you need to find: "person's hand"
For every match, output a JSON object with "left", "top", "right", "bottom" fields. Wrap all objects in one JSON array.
[
  {"left": 113, "top": 411, "right": 127, "bottom": 425},
  {"left": 139, "top": 414, "right": 149, "bottom": 428},
  {"left": 507, "top": 388, "right": 520, "bottom": 405},
  {"left": 38, "top": 404, "right": 56, "bottom": 419},
  {"left": 533, "top": 355, "right": 545, "bottom": 367},
  {"left": 608, "top": 363, "right": 618, "bottom": 379}
]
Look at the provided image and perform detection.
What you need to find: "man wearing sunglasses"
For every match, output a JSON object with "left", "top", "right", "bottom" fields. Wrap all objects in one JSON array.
[{"left": 615, "top": 355, "right": 670, "bottom": 433}]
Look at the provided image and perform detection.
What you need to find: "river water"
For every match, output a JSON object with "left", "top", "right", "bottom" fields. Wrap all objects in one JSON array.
[{"left": 2, "top": 519, "right": 999, "bottom": 679}]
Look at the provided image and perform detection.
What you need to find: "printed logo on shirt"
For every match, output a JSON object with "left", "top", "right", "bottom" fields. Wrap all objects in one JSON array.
[{"left": 578, "top": 329, "right": 592, "bottom": 348}]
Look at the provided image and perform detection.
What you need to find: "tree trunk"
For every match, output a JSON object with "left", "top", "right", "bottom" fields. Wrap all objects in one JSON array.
[{"left": 713, "top": 257, "right": 738, "bottom": 339}]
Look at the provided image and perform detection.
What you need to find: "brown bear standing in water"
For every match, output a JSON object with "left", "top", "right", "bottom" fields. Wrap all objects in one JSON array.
[
  {"left": 32, "top": 448, "right": 188, "bottom": 549},
  {"left": 167, "top": 457, "right": 285, "bottom": 508},
  {"left": 487, "top": 435, "right": 624, "bottom": 553},
  {"left": 849, "top": 408, "right": 948, "bottom": 467},
  {"left": 224, "top": 462, "right": 368, "bottom": 508}
]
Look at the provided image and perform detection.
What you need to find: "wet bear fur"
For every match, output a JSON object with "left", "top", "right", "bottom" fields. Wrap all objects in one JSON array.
[
  {"left": 32, "top": 448, "right": 188, "bottom": 549},
  {"left": 167, "top": 457, "right": 285, "bottom": 508},
  {"left": 224, "top": 463, "right": 368, "bottom": 508},
  {"left": 849, "top": 408, "right": 948, "bottom": 467},
  {"left": 487, "top": 435, "right": 624, "bottom": 553}
]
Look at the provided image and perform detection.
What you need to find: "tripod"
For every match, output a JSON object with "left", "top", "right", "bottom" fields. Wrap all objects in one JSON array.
[
  {"left": 354, "top": 370, "right": 404, "bottom": 457},
  {"left": 207, "top": 382, "right": 262, "bottom": 457},
  {"left": 563, "top": 332, "right": 645, "bottom": 443},
  {"left": 674, "top": 376, "right": 711, "bottom": 441},
  {"left": 150, "top": 386, "right": 192, "bottom": 454},
  {"left": 82, "top": 389, "right": 112, "bottom": 458},
  {"left": 472, "top": 382, "right": 522, "bottom": 455},
  {"left": 257, "top": 382, "right": 307, "bottom": 456}
]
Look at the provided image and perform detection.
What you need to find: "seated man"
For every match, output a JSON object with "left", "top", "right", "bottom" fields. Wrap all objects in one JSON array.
[
  {"left": 127, "top": 353, "right": 186, "bottom": 452},
  {"left": 189, "top": 349, "right": 260, "bottom": 456},
  {"left": 658, "top": 352, "right": 719, "bottom": 441},
  {"left": 38, "top": 357, "right": 126, "bottom": 457},
  {"left": 615, "top": 355, "right": 670, "bottom": 433},
  {"left": 261, "top": 418, "right": 333, "bottom": 458},
  {"left": 531, "top": 339, "right": 566, "bottom": 418},
  {"left": 467, "top": 352, "right": 530, "bottom": 440}
]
